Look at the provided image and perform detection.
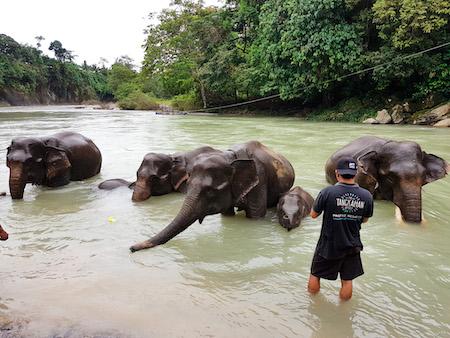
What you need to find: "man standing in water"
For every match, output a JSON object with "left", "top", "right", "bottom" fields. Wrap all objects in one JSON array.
[{"left": 308, "top": 157, "right": 373, "bottom": 300}]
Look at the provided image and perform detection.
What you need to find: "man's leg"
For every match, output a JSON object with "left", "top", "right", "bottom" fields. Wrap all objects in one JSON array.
[
  {"left": 339, "top": 280, "right": 353, "bottom": 300},
  {"left": 308, "top": 274, "right": 321, "bottom": 294}
]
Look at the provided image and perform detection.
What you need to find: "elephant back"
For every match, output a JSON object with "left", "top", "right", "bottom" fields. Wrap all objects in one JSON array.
[
  {"left": 232, "top": 141, "right": 295, "bottom": 206},
  {"left": 325, "top": 136, "right": 388, "bottom": 184},
  {"left": 45, "top": 132, "right": 102, "bottom": 180}
]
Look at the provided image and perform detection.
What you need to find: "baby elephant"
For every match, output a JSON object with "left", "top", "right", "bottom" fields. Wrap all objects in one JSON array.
[
  {"left": 277, "top": 186, "right": 314, "bottom": 231},
  {"left": 0, "top": 225, "right": 8, "bottom": 241}
]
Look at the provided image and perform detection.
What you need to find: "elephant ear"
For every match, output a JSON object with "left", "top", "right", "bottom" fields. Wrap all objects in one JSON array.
[
  {"left": 357, "top": 151, "right": 378, "bottom": 178},
  {"left": 231, "top": 159, "right": 259, "bottom": 203},
  {"left": 170, "top": 155, "right": 188, "bottom": 191},
  {"left": 44, "top": 145, "right": 71, "bottom": 170},
  {"left": 422, "top": 152, "right": 448, "bottom": 185},
  {"left": 356, "top": 151, "right": 379, "bottom": 192}
]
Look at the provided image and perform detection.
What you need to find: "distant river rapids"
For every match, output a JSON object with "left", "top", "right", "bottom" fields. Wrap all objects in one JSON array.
[{"left": 0, "top": 106, "right": 449, "bottom": 337}]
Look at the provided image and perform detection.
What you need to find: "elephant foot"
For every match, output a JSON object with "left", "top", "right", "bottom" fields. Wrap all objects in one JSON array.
[{"left": 129, "top": 240, "right": 155, "bottom": 253}]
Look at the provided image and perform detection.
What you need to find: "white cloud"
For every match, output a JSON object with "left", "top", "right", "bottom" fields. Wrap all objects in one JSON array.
[{"left": 0, "top": 0, "right": 222, "bottom": 67}]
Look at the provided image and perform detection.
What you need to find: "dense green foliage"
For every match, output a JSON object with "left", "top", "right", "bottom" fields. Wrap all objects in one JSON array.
[
  {"left": 0, "top": 34, "right": 112, "bottom": 104},
  {"left": 140, "top": 0, "right": 450, "bottom": 111},
  {"left": 2, "top": 1, "right": 448, "bottom": 113}
]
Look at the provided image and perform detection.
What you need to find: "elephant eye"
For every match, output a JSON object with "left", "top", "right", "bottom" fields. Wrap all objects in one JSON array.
[{"left": 283, "top": 214, "right": 289, "bottom": 220}]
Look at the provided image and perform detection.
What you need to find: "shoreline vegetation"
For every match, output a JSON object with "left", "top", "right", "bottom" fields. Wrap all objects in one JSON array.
[{"left": 1, "top": 1, "right": 449, "bottom": 126}]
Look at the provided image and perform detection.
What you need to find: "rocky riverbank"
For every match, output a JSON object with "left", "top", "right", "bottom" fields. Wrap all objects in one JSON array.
[{"left": 363, "top": 102, "right": 450, "bottom": 127}]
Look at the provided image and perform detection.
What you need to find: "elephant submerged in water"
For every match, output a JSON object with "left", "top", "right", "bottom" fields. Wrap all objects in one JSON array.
[
  {"left": 130, "top": 140, "right": 295, "bottom": 252},
  {"left": 325, "top": 136, "right": 448, "bottom": 223},
  {"left": 7, "top": 131, "right": 102, "bottom": 199},
  {"left": 98, "top": 178, "right": 135, "bottom": 190},
  {"left": 277, "top": 186, "right": 314, "bottom": 231}
]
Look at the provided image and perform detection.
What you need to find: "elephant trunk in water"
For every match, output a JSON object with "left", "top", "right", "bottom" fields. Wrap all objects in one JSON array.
[
  {"left": 9, "top": 163, "right": 26, "bottom": 200},
  {"left": 130, "top": 190, "right": 200, "bottom": 252},
  {"left": 132, "top": 178, "right": 151, "bottom": 202},
  {"left": 395, "top": 184, "right": 422, "bottom": 223}
]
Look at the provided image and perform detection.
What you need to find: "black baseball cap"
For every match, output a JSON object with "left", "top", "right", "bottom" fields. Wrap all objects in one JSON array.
[{"left": 336, "top": 157, "right": 358, "bottom": 176}]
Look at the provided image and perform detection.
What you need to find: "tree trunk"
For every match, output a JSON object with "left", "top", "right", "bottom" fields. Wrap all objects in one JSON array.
[{"left": 200, "top": 81, "right": 207, "bottom": 109}]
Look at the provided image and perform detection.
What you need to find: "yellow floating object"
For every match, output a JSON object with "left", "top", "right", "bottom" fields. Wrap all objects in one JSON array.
[{"left": 107, "top": 216, "right": 116, "bottom": 223}]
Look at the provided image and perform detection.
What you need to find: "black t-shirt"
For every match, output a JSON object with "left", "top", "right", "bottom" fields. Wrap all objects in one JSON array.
[{"left": 313, "top": 182, "right": 373, "bottom": 260}]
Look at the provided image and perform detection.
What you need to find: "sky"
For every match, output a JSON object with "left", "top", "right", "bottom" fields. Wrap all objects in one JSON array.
[{"left": 0, "top": 0, "right": 222, "bottom": 67}]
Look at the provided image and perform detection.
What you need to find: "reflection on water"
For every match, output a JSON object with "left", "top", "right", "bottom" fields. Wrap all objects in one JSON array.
[{"left": 0, "top": 106, "right": 449, "bottom": 337}]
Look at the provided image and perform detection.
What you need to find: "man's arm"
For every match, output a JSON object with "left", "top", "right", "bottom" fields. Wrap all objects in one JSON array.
[
  {"left": 310, "top": 189, "right": 326, "bottom": 219},
  {"left": 310, "top": 210, "right": 321, "bottom": 219}
]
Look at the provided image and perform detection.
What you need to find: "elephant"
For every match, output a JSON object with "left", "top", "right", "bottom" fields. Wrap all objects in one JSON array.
[
  {"left": 131, "top": 146, "right": 220, "bottom": 202},
  {"left": 130, "top": 140, "right": 295, "bottom": 252},
  {"left": 7, "top": 131, "right": 102, "bottom": 199},
  {"left": 98, "top": 179, "right": 135, "bottom": 190},
  {"left": 0, "top": 225, "right": 8, "bottom": 241},
  {"left": 325, "top": 136, "right": 448, "bottom": 223},
  {"left": 277, "top": 186, "right": 314, "bottom": 231}
]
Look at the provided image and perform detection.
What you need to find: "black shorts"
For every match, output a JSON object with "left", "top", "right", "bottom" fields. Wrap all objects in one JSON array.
[{"left": 310, "top": 251, "right": 364, "bottom": 281}]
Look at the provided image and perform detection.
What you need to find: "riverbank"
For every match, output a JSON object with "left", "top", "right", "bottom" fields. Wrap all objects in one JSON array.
[
  {"left": 206, "top": 97, "right": 450, "bottom": 127},
  {"left": 2, "top": 98, "right": 449, "bottom": 127}
]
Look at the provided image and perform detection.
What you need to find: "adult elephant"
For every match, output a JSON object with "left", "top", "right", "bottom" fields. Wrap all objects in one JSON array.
[
  {"left": 131, "top": 146, "right": 220, "bottom": 202},
  {"left": 130, "top": 141, "right": 295, "bottom": 252},
  {"left": 325, "top": 136, "right": 448, "bottom": 223},
  {"left": 7, "top": 131, "right": 102, "bottom": 199}
]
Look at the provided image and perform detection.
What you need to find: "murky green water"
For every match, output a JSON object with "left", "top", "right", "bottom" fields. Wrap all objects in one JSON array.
[{"left": 0, "top": 106, "right": 449, "bottom": 337}]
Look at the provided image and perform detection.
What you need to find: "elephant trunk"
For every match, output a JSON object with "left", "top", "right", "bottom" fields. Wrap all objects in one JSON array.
[
  {"left": 130, "top": 190, "right": 200, "bottom": 252},
  {"left": 132, "top": 178, "right": 151, "bottom": 202},
  {"left": 9, "top": 163, "right": 26, "bottom": 200},
  {"left": 395, "top": 185, "right": 422, "bottom": 223}
]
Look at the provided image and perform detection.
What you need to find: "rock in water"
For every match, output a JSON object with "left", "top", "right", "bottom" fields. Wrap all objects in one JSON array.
[
  {"left": 391, "top": 104, "right": 405, "bottom": 124},
  {"left": 434, "top": 118, "right": 450, "bottom": 127},
  {"left": 362, "top": 118, "right": 379, "bottom": 124},
  {"left": 415, "top": 103, "right": 450, "bottom": 125},
  {"left": 376, "top": 109, "right": 392, "bottom": 124}
]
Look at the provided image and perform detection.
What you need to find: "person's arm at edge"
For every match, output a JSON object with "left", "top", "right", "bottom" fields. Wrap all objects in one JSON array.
[{"left": 310, "top": 189, "right": 325, "bottom": 219}]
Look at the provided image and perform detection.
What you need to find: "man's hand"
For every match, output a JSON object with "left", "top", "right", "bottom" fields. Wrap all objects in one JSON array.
[
  {"left": 362, "top": 217, "right": 369, "bottom": 223},
  {"left": 310, "top": 210, "right": 321, "bottom": 219}
]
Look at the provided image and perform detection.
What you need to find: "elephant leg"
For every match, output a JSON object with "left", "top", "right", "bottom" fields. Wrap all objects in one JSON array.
[
  {"left": 221, "top": 206, "right": 235, "bottom": 216},
  {"left": 244, "top": 183, "right": 267, "bottom": 218}
]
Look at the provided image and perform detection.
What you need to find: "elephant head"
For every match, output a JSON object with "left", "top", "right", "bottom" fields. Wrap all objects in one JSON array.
[
  {"left": 6, "top": 137, "right": 73, "bottom": 199},
  {"left": 7, "top": 137, "right": 46, "bottom": 199},
  {"left": 0, "top": 225, "right": 8, "bottom": 241},
  {"left": 130, "top": 153, "right": 259, "bottom": 251},
  {"left": 277, "top": 187, "right": 314, "bottom": 231},
  {"left": 358, "top": 141, "right": 448, "bottom": 223},
  {"left": 132, "top": 153, "right": 174, "bottom": 202}
]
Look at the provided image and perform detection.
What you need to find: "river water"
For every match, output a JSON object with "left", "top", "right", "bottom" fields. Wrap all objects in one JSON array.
[{"left": 0, "top": 106, "right": 449, "bottom": 337}]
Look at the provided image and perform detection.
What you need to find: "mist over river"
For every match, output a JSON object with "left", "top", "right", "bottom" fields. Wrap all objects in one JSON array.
[{"left": 0, "top": 106, "right": 449, "bottom": 337}]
